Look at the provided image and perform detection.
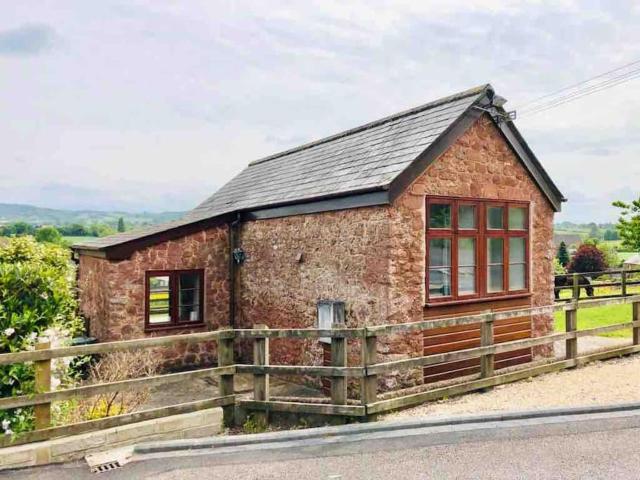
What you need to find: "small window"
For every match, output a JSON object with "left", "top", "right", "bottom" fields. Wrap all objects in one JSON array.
[
  {"left": 428, "top": 238, "right": 452, "bottom": 297},
  {"left": 509, "top": 207, "right": 527, "bottom": 230},
  {"left": 429, "top": 203, "right": 451, "bottom": 229},
  {"left": 146, "top": 270, "right": 204, "bottom": 329},
  {"left": 487, "top": 207, "right": 504, "bottom": 230},
  {"left": 458, "top": 205, "right": 476, "bottom": 229}
]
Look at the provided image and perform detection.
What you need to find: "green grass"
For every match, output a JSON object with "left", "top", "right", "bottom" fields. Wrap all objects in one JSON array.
[{"left": 554, "top": 303, "right": 632, "bottom": 338}]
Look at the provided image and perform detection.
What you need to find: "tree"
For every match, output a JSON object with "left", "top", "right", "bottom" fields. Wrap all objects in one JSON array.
[
  {"left": 89, "top": 223, "right": 116, "bottom": 237},
  {"left": 603, "top": 229, "right": 619, "bottom": 241},
  {"left": 587, "top": 222, "right": 600, "bottom": 240},
  {"left": 567, "top": 244, "right": 608, "bottom": 274},
  {"left": 117, "top": 217, "right": 125, "bottom": 233},
  {"left": 35, "top": 226, "right": 62, "bottom": 244},
  {"left": 613, "top": 198, "right": 640, "bottom": 251},
  {"left": 557, "top": 241, "right": 570, "bottom": 267}
]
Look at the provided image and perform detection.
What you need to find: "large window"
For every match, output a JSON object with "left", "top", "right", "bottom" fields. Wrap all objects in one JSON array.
[
  {"left": 145, "top": 270, "right": 204, "bottom": 329},
  {"left": 426, "top": 197, "right": 529, "bottom": 303}
]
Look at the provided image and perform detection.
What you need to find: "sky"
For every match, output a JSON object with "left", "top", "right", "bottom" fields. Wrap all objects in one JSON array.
[{"left": 1, "top": 1, "right": 639, "bottom": 223}]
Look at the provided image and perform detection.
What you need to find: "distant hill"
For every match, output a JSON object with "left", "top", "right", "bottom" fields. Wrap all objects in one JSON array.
[{"left": 0, "top": 203, "right": 185, "bottom": 226}]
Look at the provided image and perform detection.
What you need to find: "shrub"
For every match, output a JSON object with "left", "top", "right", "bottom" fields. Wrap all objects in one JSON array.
[
  {"left": 54, "top": 351, "right": 160, "bottom": 425},
  {"left": 553, "top": 257, "right": 566, "bottom": 275},
  {"left": 567, "top": 244, "right": 608, "bottom": 274},
  {"left": 0, "top": 237, "right": 83, "bottom": 435}
]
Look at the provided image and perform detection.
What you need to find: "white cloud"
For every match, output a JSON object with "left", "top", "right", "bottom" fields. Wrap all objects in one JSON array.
[{"left": 0, "top": 1, "right": 639, "bottom": 221}]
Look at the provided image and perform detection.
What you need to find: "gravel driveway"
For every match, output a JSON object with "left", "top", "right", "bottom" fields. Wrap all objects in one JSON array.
[{"left": 384, "top": 353, "right": 640, "bottom": 420}]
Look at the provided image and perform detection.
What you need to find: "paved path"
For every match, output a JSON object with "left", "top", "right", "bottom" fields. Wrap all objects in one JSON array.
[{"left": 386, "top": 352, "right": 640, "bottom": 420}]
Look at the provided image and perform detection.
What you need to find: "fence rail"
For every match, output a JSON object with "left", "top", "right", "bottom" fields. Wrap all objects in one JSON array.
[
  {"left": 555, "top": 268, "right": 640, "bottom": 301},
  {"left": 2, "top": 294, "right": 640, "bottom": 447}
]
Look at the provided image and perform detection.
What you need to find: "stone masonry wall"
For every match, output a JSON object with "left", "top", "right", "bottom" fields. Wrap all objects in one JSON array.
[
  {"left": 78, "top": 225, "right": 230, "bottom": 368},
  {"left": 387, "top": 114, "right": 555, "bottom": 378},
  {"left": 236, "top": 208, "right": 392, "bottom": 389}
]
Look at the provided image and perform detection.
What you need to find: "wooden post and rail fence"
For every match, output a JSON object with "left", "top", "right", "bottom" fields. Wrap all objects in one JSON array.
[
  {"left": 554, "top": 268, "right": 640, "bottom": 301},
  {"left": 1, "top": 295, "right": 640, "bottom": 448}
]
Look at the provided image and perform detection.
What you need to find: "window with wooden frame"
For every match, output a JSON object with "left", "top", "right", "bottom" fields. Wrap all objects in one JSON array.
[
  {"left": 426, "top": 197, "right": 529, "bottom": 304},
  {"left": 145, "top": 269, "right": 204, "bottom": 329}
]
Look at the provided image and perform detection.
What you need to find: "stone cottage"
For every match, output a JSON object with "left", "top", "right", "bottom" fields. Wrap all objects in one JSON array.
[{"left": 73, "top": 84, "right": 564, "bottom": 385}]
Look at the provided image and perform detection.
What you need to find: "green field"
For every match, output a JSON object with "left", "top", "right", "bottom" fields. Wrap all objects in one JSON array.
[
  {"left": 62, "top": 236, "right": 98, "bottom": 244},
  {"left": 554, "top": 303, "right": 632, "bottom": 338}
]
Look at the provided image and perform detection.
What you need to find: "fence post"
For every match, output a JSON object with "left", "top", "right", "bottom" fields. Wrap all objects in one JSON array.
[
  {"left": 217, "top": 330, "right": 235, "bottom": 428},
  {"left": 360, "top": 329, "right": 377, "bottom": 412},
  {"left": 565, "top": 305, "right": 578, "bottom": 361},
  {"left": 253, "top": 324, "right": 270, "bottom": 406},
  {"left": 34, "top": 341, "right": 51, "bottom": 430},
  {"left": 572, "top": 273, "right": 580, "bottom": 300},
  {"left": 480, "top": 318, "right": 495, "bottom": 378},
  {"left": 621, "top": 270, "right": 628, "bottom": 297},
  {"left": 633, "top": 301, "right": 640, "bottom": 346},
  {"left": 331, "top": 333, "right": 347, "bottom": 405}
]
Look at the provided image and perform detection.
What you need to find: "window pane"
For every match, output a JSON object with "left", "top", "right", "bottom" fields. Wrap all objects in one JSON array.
[
  {"left": 179, "top": 272, "right": 201, "bottom": 322},
  {"left": 429, "top": 204, "right": 451, "bottom": 228},
  {"left": 458, "top": 238, "right": 475, "bottom": 266},
  {"left": 148, "top": 275, "right": 171, "bottom": 324},
  {"left": 509, "top": 207, "right": 527, "bottom": 230},
  {"left": 458, "top": 205, "right": 476, "bottom": 229},
  {"left": 179, "top": 305, "right": 201, "bottom": 322},
  {"left": 429, "top": 238, "right": 451, "bottom": 267},
  {"left": 429, "top": 268, "right": 451, "bottom": 297},
  {"left": 458, "top": 266, "right": 476, "bottom": 295},
  {"left": 487, "top": 207, "right": 504, "bottom": 229},
  {"left": 509, "top": 264, "right": 526, "bottom": 291},
  {"left": 509, "top": 237, "right": 526, "bottom": 263},
  {"left": 487, "top": 238, "right": 504, "bottom": 264},
  {"left": 487, "top": 265, "right": 504, "bottom": 292}
]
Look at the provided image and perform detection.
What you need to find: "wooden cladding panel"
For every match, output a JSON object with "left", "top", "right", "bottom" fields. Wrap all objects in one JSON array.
[{"left": 423, "top": 297, "right": 532, "bottom": 384}]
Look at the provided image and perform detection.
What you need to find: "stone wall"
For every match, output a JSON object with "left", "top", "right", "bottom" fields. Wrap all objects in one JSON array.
[
  {"left": 78, "top": 225, "right": 230, "bottom": 368},
  {"left": 236, "top": 208, "right": 392, "bottom": 384}
]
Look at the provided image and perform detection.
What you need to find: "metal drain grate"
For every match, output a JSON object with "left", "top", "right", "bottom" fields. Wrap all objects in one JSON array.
[{"left": 91, "top": 460, "right": 122, "bottom": 473}]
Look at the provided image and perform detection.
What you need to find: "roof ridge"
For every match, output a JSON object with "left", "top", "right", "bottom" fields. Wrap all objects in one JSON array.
[{"left": 249, "top": 84, "right": 490, "bottom": 167}]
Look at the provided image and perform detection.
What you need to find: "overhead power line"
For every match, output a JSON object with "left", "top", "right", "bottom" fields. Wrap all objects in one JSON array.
[{"left": 514, "top": 58, "right": 640, "bottom": 118}]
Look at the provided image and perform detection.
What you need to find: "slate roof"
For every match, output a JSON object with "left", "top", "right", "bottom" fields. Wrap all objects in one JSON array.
[{"left": 73, "top": 84, "right": 563, "bottom": 253}]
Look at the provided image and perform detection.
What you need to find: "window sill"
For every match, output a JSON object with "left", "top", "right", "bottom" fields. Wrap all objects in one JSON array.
[
  {"left": 144, "top": 322, "right": 206, "bottom": 333},
  {"left": 425, "top": 292, "right": 532, "bottom": 308}
]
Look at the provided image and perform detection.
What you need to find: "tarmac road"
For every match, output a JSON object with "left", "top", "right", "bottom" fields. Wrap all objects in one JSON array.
[{"left": 7, "top": 407, "right": 640, "bottom": 479}]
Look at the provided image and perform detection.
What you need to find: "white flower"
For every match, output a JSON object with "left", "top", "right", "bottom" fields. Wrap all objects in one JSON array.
[
  {"left": 40, "top": 292, "right": 49, "bottom": 300},
  {"left": 4, "top": 429, "right": 12, "bottom": 436},
  {"left": 3, "top": 328, "right": 15, "bottom": 337},
  {"left": 1, "top": 420, "right": 10, "bottom": 431},
  {"left": 28, "top": 332, "right": 37, "bottom": 341}
]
